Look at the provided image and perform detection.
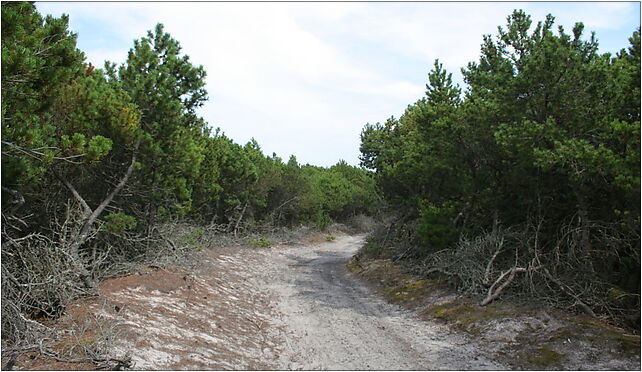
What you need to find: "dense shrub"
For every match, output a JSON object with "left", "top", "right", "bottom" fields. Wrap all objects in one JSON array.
[{"left": 360, "top": 10, "right": 640, "bottom": 329}]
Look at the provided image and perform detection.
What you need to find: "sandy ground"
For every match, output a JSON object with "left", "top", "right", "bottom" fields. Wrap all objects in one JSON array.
[
  {"left": 9, "top": 232, "right": 641, "bottom": 371},
  {"left": 101, "top": 233, "right": 506, "bottom": 370},
  {"left": 91, "top": 246, "right": 283, "bottom": 370},
  {"left": 8, "top": 233, "right": 639, "bottom": 370},
  {"left": 264, "top": 234, "right": 505, "bottom": 370},
  {"left": 22, "top": 233, "right": 505, "bottom": 370}
]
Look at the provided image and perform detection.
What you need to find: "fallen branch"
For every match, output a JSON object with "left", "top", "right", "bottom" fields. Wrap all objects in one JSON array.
[
  {"left": 1, "top": 345, "right": 39, "bottom": 357},
  {"left": 480, "top": 264, "right": 543, "bottom": 306},
  {"left": 542, "top": 268, "right": 597, "bottom": 318},
  {"left": 393, "top": 245, "right": 414, "bottom": 262},
  {"left": 40, "top": 346, "right": 132, "bottom": 370},
  {"left": 483, "top": 235, "right": 504, "bottom": 286}
]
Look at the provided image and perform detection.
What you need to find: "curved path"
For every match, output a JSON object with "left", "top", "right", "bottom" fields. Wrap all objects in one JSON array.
[
  {"left": 261, "top": 234, "right": 505, "bottom": 370},
  {"left": 87, "top": 234, "right": 505, "bottom": 369}
]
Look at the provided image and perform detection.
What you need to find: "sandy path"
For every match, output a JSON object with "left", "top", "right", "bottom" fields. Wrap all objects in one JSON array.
[
  {"left": 12, "top": 233, "right": 640, "bottom": 370},
  {"left": 60, "top": 234, "right": 506, "bottom": 370},
  {"left": 262, "top": 234, "right": 505, "bottom": 370}
]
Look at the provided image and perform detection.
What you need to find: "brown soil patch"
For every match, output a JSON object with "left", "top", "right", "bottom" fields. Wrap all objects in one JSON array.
[
  {"left": 300, "top": 232, "right": 332, "bottom": 245},
  {"left": 6, "top": 245, "right": 283, "bottom": 370},
  {"left": 99, "top": 266, "right": 191, "bottom": 294}
]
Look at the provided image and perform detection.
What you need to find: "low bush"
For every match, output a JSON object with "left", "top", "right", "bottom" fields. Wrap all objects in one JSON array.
[{"left": 248, "top": 237, "right": 271, "bottom": 248}]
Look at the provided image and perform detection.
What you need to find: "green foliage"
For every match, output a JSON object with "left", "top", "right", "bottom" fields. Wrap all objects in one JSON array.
[
  {"left": 314, "top": 210, "right": 333, "bottom": 231},
  {"left": 360, "top": 9, "right": 640, "bottom": 325},
  {"left": 103, "top": 213, "right": 137, "bottom": 234},
  {"left": 425, "top": 59, "right": 461, "bottom": 106},
  {"left": 1, "top": 4, "right": 380, "bottom": 347},
  {"left": 182, "top": 228, "right": 204, "bottom": 246},
  {"left": 1, "top": 1, "right": 85, "bottom": 186},
  {"left": 108, "top": 23, "right": 209, "bottom": 218},
  {"left": 416, "top": 203, "right": 457, "bottom": 253},
  {"left": 59, "top": 134, "right": 113, "bottom": 162},
  {"left": 248, "top": 237, "right": 271, "bottom": 248},
  {"left": 86, "top": 136, "right": 113, "bottom": 162}
]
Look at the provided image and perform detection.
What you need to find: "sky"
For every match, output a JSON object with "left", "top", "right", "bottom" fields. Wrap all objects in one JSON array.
[{"left": 35, "top": 1, "right": 640, "bottom": 167}]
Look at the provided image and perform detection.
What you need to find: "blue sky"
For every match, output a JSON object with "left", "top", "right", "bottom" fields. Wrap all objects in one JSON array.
[{"left": 36, "top": 1, "right": 640, "bottom": 167}]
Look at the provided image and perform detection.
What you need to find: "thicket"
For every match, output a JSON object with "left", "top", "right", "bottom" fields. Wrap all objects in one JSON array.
[
  {"left": 359, "top": 10, "right": 640, "bottom": 330},
  {"left": 1, "top": 2, "right": 378, "bottom": 350}
]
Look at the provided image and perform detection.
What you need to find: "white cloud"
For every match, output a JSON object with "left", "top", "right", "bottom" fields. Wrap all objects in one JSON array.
[
  {"left": 347, "top": 5, "right": 512, "bottom": 59},
  {"left": 83, "top": 48, "right": 127, "bottom": 67},
  {"left": 34, "top": 2, "right": 639, "bottom": 166},
  {"left": 546, "top": 2, "right": 635, "bottom": 30}
]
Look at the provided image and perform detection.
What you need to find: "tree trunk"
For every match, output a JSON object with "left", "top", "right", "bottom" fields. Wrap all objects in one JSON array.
[
  {"left": 233, "top": 203, "right": 248, "bottom": 238},
  {"left": 56, "top": 141, "right": 139, "bottom": 289},
  {"left": 575, "top": 189, "right": 595, "bottom": 273}
]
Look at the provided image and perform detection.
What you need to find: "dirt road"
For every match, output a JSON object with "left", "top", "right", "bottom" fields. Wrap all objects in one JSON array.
[
  {"left": 263, "top": 234, "right": 504, "bottom": 370},
  {"left": 62, "top": 234, "right": 505, "bottom": 370},
  {"left": 14, "top": 233, "right": 640, "bottom": 370}
]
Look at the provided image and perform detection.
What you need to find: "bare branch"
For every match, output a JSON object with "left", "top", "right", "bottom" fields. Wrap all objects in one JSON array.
[
  {"left": 52, "top": 170, "right": 92, "bottom": 217},
  {"left": 1, "top": 140, "right": 84, "bottom": 164},
  {"left": 480, "top": 264, "right": 544, "bottom": 306},
  {"left": 233, "top": 203, "right": 248, "bottom": 237},
  {"left": 88, "top": 140, "right": 140, "bottom": 224},
  {"left": 52, "top": 140, "right": 141, "bottom": 288},
  {"left": 1, "top": 186, "right": 25, "bottom": 207},
  {"left": 483, "top": 235, "right": 504, "bottom": 286},
  {"left": 542, "top": 268, "right": 597, "bottom": 318}
]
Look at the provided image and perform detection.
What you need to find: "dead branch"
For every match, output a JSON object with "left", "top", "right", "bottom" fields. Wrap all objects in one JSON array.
[
  {"left": 156, "top": 228, "right": 178, "bottom": 251},
  {"left": 274, "top": 196, "right": 298, "bottom": 213},
  {"left": 480, "top": 264, "right": 544, "bottom": 306},
  {"left": 55, "top": 140, "right": 140, "bottom": 288},
  {"left": 233, "top": 203, "right": 248, "bottom": 237},
  {"left": 1, "top": 140, "right": 85, "bottom": 164},
  {"left": 40, "top": 345, "right": 132, "bottom": 370},
  {"left": 52, "top": 171, "right": 92, "bottom": 217},
  {"left": 542, "top": 268, "right": 597, "bottom": 318},
  {"left": 483, "top": 235, "right": 504, "bottom": 286},
  {"left": 2, "top": 186, "right": 25, "bottom": 208},
  {"left": 394, "top": 245, "right": 415, "bottom": 262},
  {"left": 2, "top": 354, "right": 17, "bottom": 371},
  {"left": 381, "top": 221, "right": 394, "bottom": 248}
]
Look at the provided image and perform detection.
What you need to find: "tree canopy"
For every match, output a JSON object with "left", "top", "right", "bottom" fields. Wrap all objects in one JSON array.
[
  {"left": 1, "top": 2, "right": 378, "bottom": 344},
  {"left": 360, "top": 10, "right": 640, "bottom": 328}
]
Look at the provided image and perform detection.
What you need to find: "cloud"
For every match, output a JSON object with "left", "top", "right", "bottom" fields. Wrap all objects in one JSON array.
[
  {"left": 339, "top": 4, "right": 519, "bottom": 70},
  {"left": 541, "top": 2, "right": 636, "bottom": 30},
  {"left": 34, "top": 2, "right": 639, "bottom": 166}
]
